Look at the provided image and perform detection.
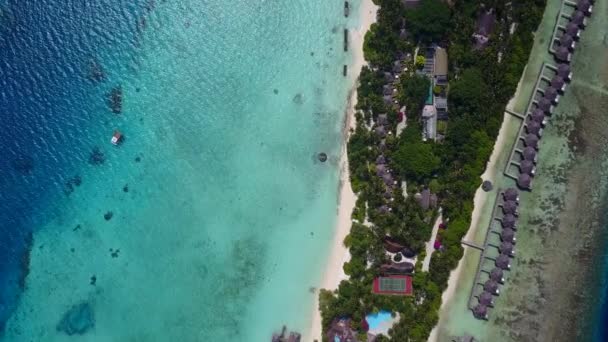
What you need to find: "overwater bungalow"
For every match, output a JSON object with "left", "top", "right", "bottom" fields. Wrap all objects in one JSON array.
[
  {"left": 375, "top": 125, "right": 387, "bottom": 137},
  {"left": 522, "top": 146, "right": 538, "bottom": 163},
  {"left": 483, "top": 280, "right": 500, "bottom": 295},
  {"left": 519, "top": 160, "right": 536, "bottom": 176},
  {"left": 518, "top": 173, "right": 532, "bottom": 189},
  {"left": 556, "top": 63, "right": 573, "bottom": 81},
  {"left": 376, "top": 155, "right": 387, "bottom": 165},
  {"left": 577, "top": 0, "right": 593, "bottom": 16},
  {"left": 543, "top": 86, "right": 560, "bottom": 104},
  {"left": 554, "top": 46, "right": 572, "bottom": 63},
  {"left": 377, "top": 114, "right": 389, "bottom": 126},
  {"left": 495, "top": 254, "right": 512, "bottom": 270},
  {"left": 503, "top": 188, "right": 519, "bottom": 202},
  {"left": 490, "top": 267, "right": 505, "bottom": 283},
  {"left": 501, "top": 201, "right": 518, "bottom": 215},
  {"left": 559, "top": 33, "right": 576, "bottom": 50},
  {"left": 537, "top": 97, "right": 554, "bottom": 114},
  {"left": 501, "top": 228, "right": 516, "bottom": 244},
  {"left": 524, "top": 133, "right": 540, "bottom": 150},
  {"left": 570, "top": 10, "right": 588, "bottom": 28},
  {"left": 473, "top": 304, "right": 489, "bottom": 320},
  {"left": 565, "top": 22, "right": 581, "bottom": 39},
  {"left": 501, "top": 214, "right": 517, "bottom": 229},
  {"left": 499, "top": 242, "right": 515, "bottom": 257},
  {"left": 551, "top": 75, "right": 567, "bottom": 92},
  {"left": 526, "top": 120, "right": 543, "bottom": 137},
  {"left": 530, "top": 109, "right": 547, "bottom": 126},
  {"left": 478, "top": 291, "right": 495, "bottom": 307}
]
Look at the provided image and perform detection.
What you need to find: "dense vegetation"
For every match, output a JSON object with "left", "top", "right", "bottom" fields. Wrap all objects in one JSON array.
[{"left": 319, "top": 0, "right": 546, "bottom": 341}]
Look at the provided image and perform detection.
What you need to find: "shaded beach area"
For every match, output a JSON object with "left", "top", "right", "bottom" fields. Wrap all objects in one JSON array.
[{"left": 432, "top": 0, "right": 608, "bottom": 340}]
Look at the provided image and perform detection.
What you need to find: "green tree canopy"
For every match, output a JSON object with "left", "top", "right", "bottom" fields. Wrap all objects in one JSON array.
[
  {"left": 398, "top": 74, "right": 430, "bottom": 117},
  {"left": 393, "top": 140, "right": 439, "bottom": 182},
  {"left": 405, "top": 0, "right": 451, "bottom": 43},
  {"left": 447, "top": 68, "right": 489, "bottom": 119}
]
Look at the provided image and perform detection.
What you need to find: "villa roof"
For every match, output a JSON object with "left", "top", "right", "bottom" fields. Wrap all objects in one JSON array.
[
  {"left": 501, "top": 228, "right": 516, "bottom": 243},
  {"left": 537, "top": 98, "right": 554, "bottom": 113},
  {"left": 524, "top": 133, "right": 539, "bottom": 149},
  {"left": 496, "top": 254, "right": 511, "bottom": 269},
  {"left": 502, "top": 201, "right": 518, "bottom": 215},
  {"left": 551, "top": 75, "right": 566, "bottom": 91},
  {"left": 382, "top": 173, "right": 394, "bottom": 186},
  {"left": 375, "top": 125, "right": 387, "bottom": 137},
  {"left": 376, "top": 155, "right": 387, "bottom": 165},
  {"left": 384, "top": 72, "right": 395, "bottom": 82},
  {"left": 522, "top": 146, "right": 537, "bottom": 162},
  {"left": 479, "top": 291, "right": 494, "bottom": 306},
  {"left": 519, "top": 160, "right": 536, "bottom": 175},
  {"left": 571, "top": 10, "right": 587, "bottom": 27},
  {"left": 473, "top": 304, "right": 489, "bottom": 320},
  {"left": 501, "top": 214, "right": 517, "bottom": 229},
  {"left": 566, "top": 22, "right": 581, "bottom": 38},
  {"left": 383, "top": 85, "right": 394, "bottom": 95},
  {"left": 483, "top": 280, "right": 499, "bottom": 294},
  {"left": 376, "top": 164, "right": 387, "bottom": 176},
  {"left": 476, "top": 9, "right": 496, "bottom": 37},
  {"left": 434, "top": 47, "right": 448, "bottom": 77},
  {"left": 503, "top": 188, "right": 519, "bottom": 202},
  {"left": 560, "top": 33, "right": 575, "bottom": 50},
  {"left": 490, "top": 268, "right": 504, "bottom": 283},
  {"left": 530, "top": 109, "right": 546, "bottom": 125},
  {"left": 543, "top": 86, "right": 559, "bottom": 102},
  {"left": 377, "top": 114, "right": 389, "bottom": 125},
  {"left": 384, "top": 237, "right": 405, "bottom": 253},
  {"left": 554, "top": 46, "right": 572, "bottom": 63},
  {"left": 557, "top": 63, "right": 572, "bottom": 80},
  {"left": 577, "top": 0, "right": 592, "bottom": 15},
  {"left": 381, "top": 262, "right": 415, "bottom": 275},
  {"left": 526, "top": 120, "right": 542, "bottom": 136},
  {"left": 500, "top": 241, "right": 514, "bottom": 254},
  {"left": 518, "top": 173, "right": 532, "bottom": 189}
]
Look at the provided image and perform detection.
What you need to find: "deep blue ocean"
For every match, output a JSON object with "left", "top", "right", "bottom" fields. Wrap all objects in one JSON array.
[{"left": 0, "top": 0, "right": 150, "bottom": 331}]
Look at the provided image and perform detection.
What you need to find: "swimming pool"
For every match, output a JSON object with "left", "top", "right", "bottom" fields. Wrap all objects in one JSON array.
[{"left": 366, "top": 310, "right": 393, "bottom": 330}]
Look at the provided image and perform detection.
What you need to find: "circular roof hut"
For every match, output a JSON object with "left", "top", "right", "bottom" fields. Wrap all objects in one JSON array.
[
  {"left": 557, "top": 63, "right": 572, "bottom": 81},
  {"left": 376, "top": 164, "right": 387, "bottom": 176},
  {"left": 544, "top": 86, "right": 560, "bottom": 103},
  {"left": 376, "top": 155, "right": 386, "bottom": 165},
  {"left": 522, "top": 147, "right": 537, "bottom": 162},
  {"left": 503, "top": 188, "right": 519, "bottom": 202},
  {"left": 496, "top": 254, "right": 511, "bottom": 270},
  {"left": 519, "top": 160, "right": 536, "bottom": 175},
  {"left": 554, "top": 46, "right": 572, "bottom": 63},
  {"left": 571, "top": 10, "right": 587, "bottom": 28},
  {"left": 559, "top": 33, "right": 575, "bottom": 50},
  {"left": 526, "top": 120, "right": 542, "bottom": 136},
  {"left": 524, "top": 133, "right": 539, "bottom": 150},
  {"left": 576, "top": 0, "right": 592, "bottom": 16},
  {"left": 501, "top": 228, "right": 516, "bottom": 243},
  {"left": 499, "top": 242, "right": 515, "bottom": 256},
  {"left": 551, "top": 75, "right": 566, "bottom": 92},
  {"left": 479, "top": 291, "right": 494, "bottom": 306},
  {"left": 518, "top": 173, "right": 532, "bottom": 189},
  {"left": 484, "top": 280, "right": 500, "bottom": 295},
  {"left": 490, "top": 268, "right": 505, "bottom": 283},
  {"left": 473, "top": 304, "right": 489, "bottom": 320},
  {"left": 482, "top": 180, "right": 493, "bottom": 192},
  {"left": 318, "top": 152, "right": 328, "bottom": 162},
  {"left": 530, "top": 109, "right": 546, "bottom": 125},
  {"left": 502, "top": 201, "right": 518, "bottom": 215},
  {"left": 501, "top": 213, "right": 517, "bottom": 229},
  {"left": 382, "top": 173, "right": 394, "bottom": 186},
  {"left": 565, "top": 22, "right": 581, "bottom": 38},
  {"left": 537, "top": 98, "right": 554, "bottom": 114}
]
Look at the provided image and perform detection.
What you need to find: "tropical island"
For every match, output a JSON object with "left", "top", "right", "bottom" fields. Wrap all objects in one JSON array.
[{"left": 319, "top": 0, "right": 546, "bottom": 340}]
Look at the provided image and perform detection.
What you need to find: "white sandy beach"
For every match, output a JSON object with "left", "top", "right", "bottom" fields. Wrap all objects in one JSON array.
[
  {"left": 307, "top": 1, "right": 378, "bottom": 340},
  {"left": 427, "top": 72, "right": 526, "bottom": 342}
]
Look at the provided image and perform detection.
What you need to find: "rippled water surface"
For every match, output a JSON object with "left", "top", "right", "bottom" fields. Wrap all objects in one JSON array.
[{"left": 0, "top": 0, "right": 353, "bottom": 339}]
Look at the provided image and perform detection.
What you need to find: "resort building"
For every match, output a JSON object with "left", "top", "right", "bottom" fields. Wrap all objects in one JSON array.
[
  {"left": 501, "top": 214, "right": 517, "bottom": 229},
  {"left": 372, "top": 275, "right": 413, "bottom": 296},
  {"left": 489, "top": 267, "right": 505, "bottom": 283},
  {"left": 478, "top": 291, "right": 495, "bottom": 307},
  {"left": 500, "top": 228, "right": 516, "bottom": 244},
  {"left": 326, "top": 318, "right": 358, "bottom": 342},
  {"left": 524, "top": 133, "right": 539, "bottom": 150},
  {"left": 519, "top": 160, "right": 536, "bottom": 176},
  {"left": 530, "top": 109, "right": 547, "bottom": 126},
  {"left": 551, "top": 75, "right": 567, "bottom": 92},
  {"left": 503, "top": 188, "right": 519, "bottom": 202},
  {"left": 517, "top": 173, "right": 532, "bottom": 190},
  {"left": 422, "top": 104, "right": 437, "bottom": 141},
  {"left": 473, "top": 304, "right": 489, "bottom": 320},
  {"left": 577, "top": 0, "right": 593, "bottom": 16},
  {"left": 472, "top": 8, "right": 496, "bottom": 49}
]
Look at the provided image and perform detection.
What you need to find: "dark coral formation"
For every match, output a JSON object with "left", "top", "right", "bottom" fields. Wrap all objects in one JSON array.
[
  {"left": 103, "top": 211, "right": 113, "bottom": 221},
  {"left": 87, "top": 59, "right": 105, "bottom": 83},
  {"left": 64, "top": 175, "right": 82, "bottom": 196},
  {"left": 18, "top": 232, "right": 33, "bottom": 290},
  {"left": 88, "top": 147, "right": 105, "bottom": 165},
  {"left": 107, "top": 86, "right": 122, "bottom": 114},
  {"left": 56, "top": 302, "right": 95, "bottom": 335}
]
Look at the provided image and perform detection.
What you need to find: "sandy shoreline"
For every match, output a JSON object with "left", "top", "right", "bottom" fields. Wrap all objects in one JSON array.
[
  {"left": 427, "top": 71, "right": 526, "bottom": 342},
  {"left": 306, "top": 1, "right": 378, "bottom": 340}
]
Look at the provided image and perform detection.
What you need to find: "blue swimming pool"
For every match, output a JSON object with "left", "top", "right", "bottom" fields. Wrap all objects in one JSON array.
[{"left": 366, "top": 310, "right": 393, "bottom": 330}]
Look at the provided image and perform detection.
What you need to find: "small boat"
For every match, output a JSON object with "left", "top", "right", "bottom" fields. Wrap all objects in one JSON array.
[
  {"left": 111, "top": 131, "right": 123, "bottom": 145},
  {"left": 344, "top": 2, "right": 349, "bottom": 17}
]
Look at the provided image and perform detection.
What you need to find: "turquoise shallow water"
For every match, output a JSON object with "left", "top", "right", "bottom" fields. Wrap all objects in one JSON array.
[{"left": 1, "top": 0, "right": 359, "bottom": 340}]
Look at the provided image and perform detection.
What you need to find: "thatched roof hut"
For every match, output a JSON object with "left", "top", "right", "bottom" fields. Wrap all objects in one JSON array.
[
  {"left": 490, "top": 268, "right": 505, "bottom": 283},
  {"left": 483, "top": 280, "right": 500, "bottom": 295},
  {"left": 565, "top": 22, "right": 581, "bottom": 38},
  {"left": 382, "top": 173, "right": 395, "bottom": 186},
  {"left": 383, "top": 85, "right": 393, "bottom": 96},
  {"left": 524, "top": 133, "right": 539, "bottom": 150},
  {"left": 502, "top": 201, "right": 518, "bottom": 215},
  {"left": 376, "top": 155, "right": 387, "bottom": 165},
  {"left": 576, "top": 0, "right": 592, "bottom": 16},
  {"left": 499, "top": 241, "right": 515, "bottom": 256},
  {"left": 503, "top": 188, "right": 519, "bottom": 202},
  {"left": 384, "top": 236, "right": 405, "bottom": 253},
  {"left": 571, "top": 10, "right": 588, "bottom": 28},
  {"left": 526, "top": 120, "right": 542, "bottom": 136},
  {"left": 376, "top": 164, "right": 387, "bottom": 176},
  {"left": 518, "top": 173, "right": 532, "bottom": 189},
  {"left": 501, "top": 228, "right": 516, "bottom": 243},
  {"left": 473, "top": 304, "right": 489, "bottom": 320},
  {"left": 522, "top": 146, "right": 538, "bottom": 162},
  {"left": 557, "top": 63, "right": 572, "bottom": 81},
  {"left": 479, "top": 291, "right": 495, "bottom": 306},
  {"left": 543, "top": 86, "right": 560, "bottom": 103},
  {"left": 381, "top": 262, "right": 415, "bottom": 275},
  {"left": 537, "top": 97, "right": 554, "bottom": 114},
  {"left": 519, "top": 160, "right": 536, "bottom": 175},
  {"left": 496, "top": 254, "right": 511, "bottom": 270},
  {"left": 559, "top": 33, "right": 575, "bottom": 50},
  {"left": 501, "top": 213, "right": 517, "bottom": 229},
  {"left": 530, "top": 109, "right": 546, "bottom": 126},
  {"left": 554, "top": 46, "right": 572, "bottom": 63},
  {"left": 377, "top": 114, "right": 389, "bottom": 125},
  {"left": 551, "top": 75, "right": 567, "bottom": 92},
  {"left": 375, "top": 125, "right": 387, "bottom": 137}
]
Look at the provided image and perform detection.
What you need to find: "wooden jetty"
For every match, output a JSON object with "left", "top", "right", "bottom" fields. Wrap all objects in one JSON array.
[
  {"left": 343, "top": 65, "right": 347, "bottom": 77},
  {"left": 344, "top": 1, "right": 350, "bottom": 17},
  {"left": 344, "top": 29, "right": 348, "bottom": 52}
]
